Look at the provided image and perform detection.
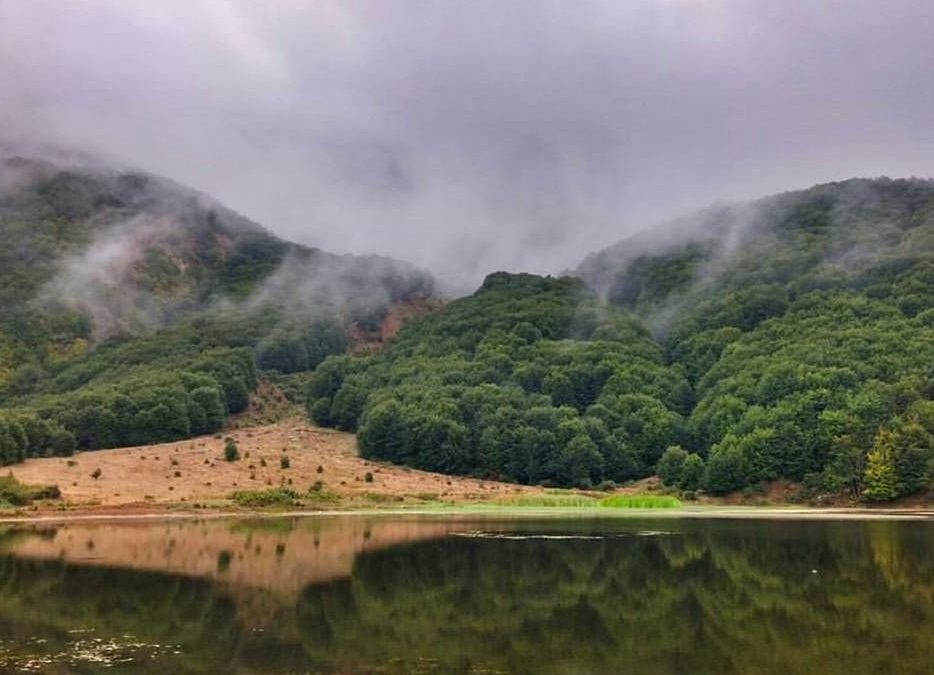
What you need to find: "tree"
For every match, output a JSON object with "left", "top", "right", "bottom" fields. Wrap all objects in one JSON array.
[
  {"left": 358, "top": 400, "right": 408, "bottom": 463},
  {"left": 862, "top": 429, "right": 898, "bottom": 502},
  {"left": 223, "top": 377, "right": 251, "bottom": 414},
  {"left": 679, "top": 453, "right": 705, "bottom": 491},
  {"left": 190, "top": 386, "right": 226, "bottom": 433},
  {"left": 656, "top": 446, "right": 688, "bottom": 486},
  {"left": 705, "top": 440, "right": 746, "bottom": 495}
]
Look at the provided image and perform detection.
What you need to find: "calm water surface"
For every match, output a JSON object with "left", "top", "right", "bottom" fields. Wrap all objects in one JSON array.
[{"left": 0, "top": 513, "right": 932, "bottom": 674}]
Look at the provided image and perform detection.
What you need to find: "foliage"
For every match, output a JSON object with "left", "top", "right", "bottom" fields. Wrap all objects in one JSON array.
[
  {"left": 223, "top": 438, "right": 240, "bottom": 462},
  {"left": 599, "top": 494, "right": 681, "bottom": 508},
  {"left": 0, "top": 474, "right": 60, "bottom": 507},
  {"left": 0, "top": 157, "right": 433, "bottom": 460},
  {"left": 656, "top": 446, "right": 687, "bottom": 486},
  {"left": 308, "top": 179, "right": 934, "bottom": 500},
  {"left": 679, "top": 453, "right": 706, "bottom": 491},
  {"left": 230, "top": 488, "right": 298, "bottom": 507},
  {"left": 6, "top": 161, "right": 934, "bottom": 503},
  {"left": 581, "top": 178, "right": 934, "bottom": 500},
  {"left": 310, "top": 273, "right": 688, "bottom": 488}
]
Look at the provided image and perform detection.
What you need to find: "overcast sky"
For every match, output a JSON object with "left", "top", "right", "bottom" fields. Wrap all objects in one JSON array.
[{"left": 2, "top": 1, "right": 933, "bottom": 290}]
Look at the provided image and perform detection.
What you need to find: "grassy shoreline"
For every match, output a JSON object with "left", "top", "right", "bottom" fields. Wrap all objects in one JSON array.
[{"left": 2, "top": 500, "right": 934, "bottom": 524}]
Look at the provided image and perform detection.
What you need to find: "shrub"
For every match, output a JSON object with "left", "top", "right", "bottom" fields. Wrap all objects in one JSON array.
[
  {"left": 0, "top": 474, "right": 61, "bottom": 506},
  {"left": 224, "top": 438, "right": 240, "bottom": 462},
  {"left": 280, "top": 455, "right": 290, "bottom": 469},
  {"left": 230, "top": 488, "right": 298, "bottom": 507}
]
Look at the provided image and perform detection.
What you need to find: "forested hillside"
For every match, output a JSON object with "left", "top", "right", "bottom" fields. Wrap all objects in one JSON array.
[
  {"left": 308, "top": 272, "right": 693, "bottom": 488},
  {"left": 590, "top": 178, "right": 934, "bottom": 500},
  {"left": 312, "top": 178, "right": 934, "bottom": 501},
  {"left": 3, "top": 158, "right": 932, "bottom": 502},
  {"left": 0, "top": 154, "right": 433, "bottom": 462}
]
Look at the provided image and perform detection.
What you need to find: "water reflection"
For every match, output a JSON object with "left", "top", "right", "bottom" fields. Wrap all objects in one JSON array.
[{"left": 0, "top": 516, "right": 932, "bottom": 674}]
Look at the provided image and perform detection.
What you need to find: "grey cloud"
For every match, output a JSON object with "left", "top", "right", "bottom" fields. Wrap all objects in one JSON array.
[{"left": 2, "top": 0, "right": 933, "bottom": 292}]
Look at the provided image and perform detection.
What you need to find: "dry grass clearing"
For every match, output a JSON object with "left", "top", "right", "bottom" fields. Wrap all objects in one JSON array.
[{"left": 6, "top": 417, "right": 537, "bottom": 512}]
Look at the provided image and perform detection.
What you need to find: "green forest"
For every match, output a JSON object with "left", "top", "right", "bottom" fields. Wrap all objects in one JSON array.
[
  {"left": 2, "top": 155, "right": 934, "bottom": 503},
  {"left": 309, "top": 178, "right": 934, "bottom": 501},
  {"left": 0, "top": 157, "right": 431, "bottom": 463}
]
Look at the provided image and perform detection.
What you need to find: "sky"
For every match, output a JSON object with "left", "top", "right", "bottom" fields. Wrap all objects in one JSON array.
[{"left": 2, "top": 0, "right": 933, "bottom": 290}]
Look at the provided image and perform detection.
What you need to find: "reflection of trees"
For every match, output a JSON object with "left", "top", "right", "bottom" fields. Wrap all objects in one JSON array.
[
  {"left": 0, "top": 555, "right": 241, "bottom": 673},
  {"left": 295, "top": 521, "right": 934, "bottom": 675},
  {"left": 1, "top": 521, "right": 934, "bottom": 674}
]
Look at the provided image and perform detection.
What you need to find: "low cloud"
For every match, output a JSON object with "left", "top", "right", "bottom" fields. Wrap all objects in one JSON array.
[{"left": 3, "top": 1, "right": 934, "bottom": 290}]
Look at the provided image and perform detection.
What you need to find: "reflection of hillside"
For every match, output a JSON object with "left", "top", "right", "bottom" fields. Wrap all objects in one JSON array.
[
  {"left": 2, "top": 518, "right": 934, "bottom": 674},
  {"left": 8, "top": 516, "right": 459, "bottom": 594},
  {"left": 296, "top": 520, "right": 934, "bottom": 675}
]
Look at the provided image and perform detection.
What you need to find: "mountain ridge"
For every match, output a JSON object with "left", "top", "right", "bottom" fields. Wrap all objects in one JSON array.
[
  {"left": 307, "top": 176, "right": 934, "bottom": 502},
  {"left": 2, "top": 158, "right": 934, "bottom": 503},
  {"left": 0, "top": 153, "right": 436, "bottom": 461}
]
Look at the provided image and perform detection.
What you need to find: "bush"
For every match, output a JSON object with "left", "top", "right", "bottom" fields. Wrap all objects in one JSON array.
[
  {"left": 224, "top": 438, "right": 240, "bottom": 462},
  {"left": 230, "top": 488, "right": 297, "bottom": 507},
  {"left": 0, "top": 474, "right": 60, "bottom": 506},
  {"left": 280, "top": 455, "right": 290, "bottom": 469}
]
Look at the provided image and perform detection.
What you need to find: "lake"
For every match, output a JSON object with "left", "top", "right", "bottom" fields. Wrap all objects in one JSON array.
[{"left": 0, "top": 512, "right": 932, "bottom": 674}]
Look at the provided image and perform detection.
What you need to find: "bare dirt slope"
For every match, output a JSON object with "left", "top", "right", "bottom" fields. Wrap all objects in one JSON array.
[{"left": 7, "top": 417, "right": 534, "bottom": 509}]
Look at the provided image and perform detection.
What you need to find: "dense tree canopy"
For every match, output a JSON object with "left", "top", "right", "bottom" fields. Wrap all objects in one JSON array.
[
  {"left": 589, "top": 178, "right": 934, "bottom": 499},
  {"left": 310, "top": 178, "right": 934, "bottom": 500},
  {"left": 309, "top": 273, "right": 689, "bottom": 487},
  {"left": 0, "top": 156, "right": 431, "bottom": 460},
  {"left": 3, "top": 157, "right": 934, "bottom": 502}
]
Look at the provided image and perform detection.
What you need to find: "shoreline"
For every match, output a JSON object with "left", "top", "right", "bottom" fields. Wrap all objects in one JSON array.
[{"left": 4, "top": 502, "right": 934, "bottom": 525}]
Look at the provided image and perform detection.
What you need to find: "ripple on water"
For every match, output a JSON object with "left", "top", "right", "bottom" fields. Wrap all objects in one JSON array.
[
  {"left": 0, "top": 631, "right": 182, "bottom": 672},
  {"left": 451, "top": 530, "right": 675, "bottom": 540}
]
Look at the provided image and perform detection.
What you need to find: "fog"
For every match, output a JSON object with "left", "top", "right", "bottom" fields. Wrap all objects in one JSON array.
[{"left": 2, "top": 1, "right": 933, "bottom": 292}]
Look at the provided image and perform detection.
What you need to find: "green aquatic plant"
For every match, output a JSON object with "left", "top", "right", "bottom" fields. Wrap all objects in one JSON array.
[
  {"left": 599, "top": 494, "right": 681, "bottom": 509},
  {"left": 493, "top": 492, "right": 599, "bottom": 508}
]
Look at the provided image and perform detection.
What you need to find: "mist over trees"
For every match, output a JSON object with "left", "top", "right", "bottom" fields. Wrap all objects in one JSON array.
[
  {"left": 310, "top": 178, "right": 934, "bottom": 500},
  {"left": 1, "top": 154, "right": 933, "bottom": 503},
  {"left": 0, "top": 156, "right": 431, "bottom": 459}
]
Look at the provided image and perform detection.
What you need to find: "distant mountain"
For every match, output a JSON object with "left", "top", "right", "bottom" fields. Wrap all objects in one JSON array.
[
  {"left": 578, "top": 177, "right": 934, "bottom": 336},
  {"left": 0, "top": 154, "right": 433, "bottom": 336},
  {"left": 0, "top": 153, "right": 434, "bottom": 461}
]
